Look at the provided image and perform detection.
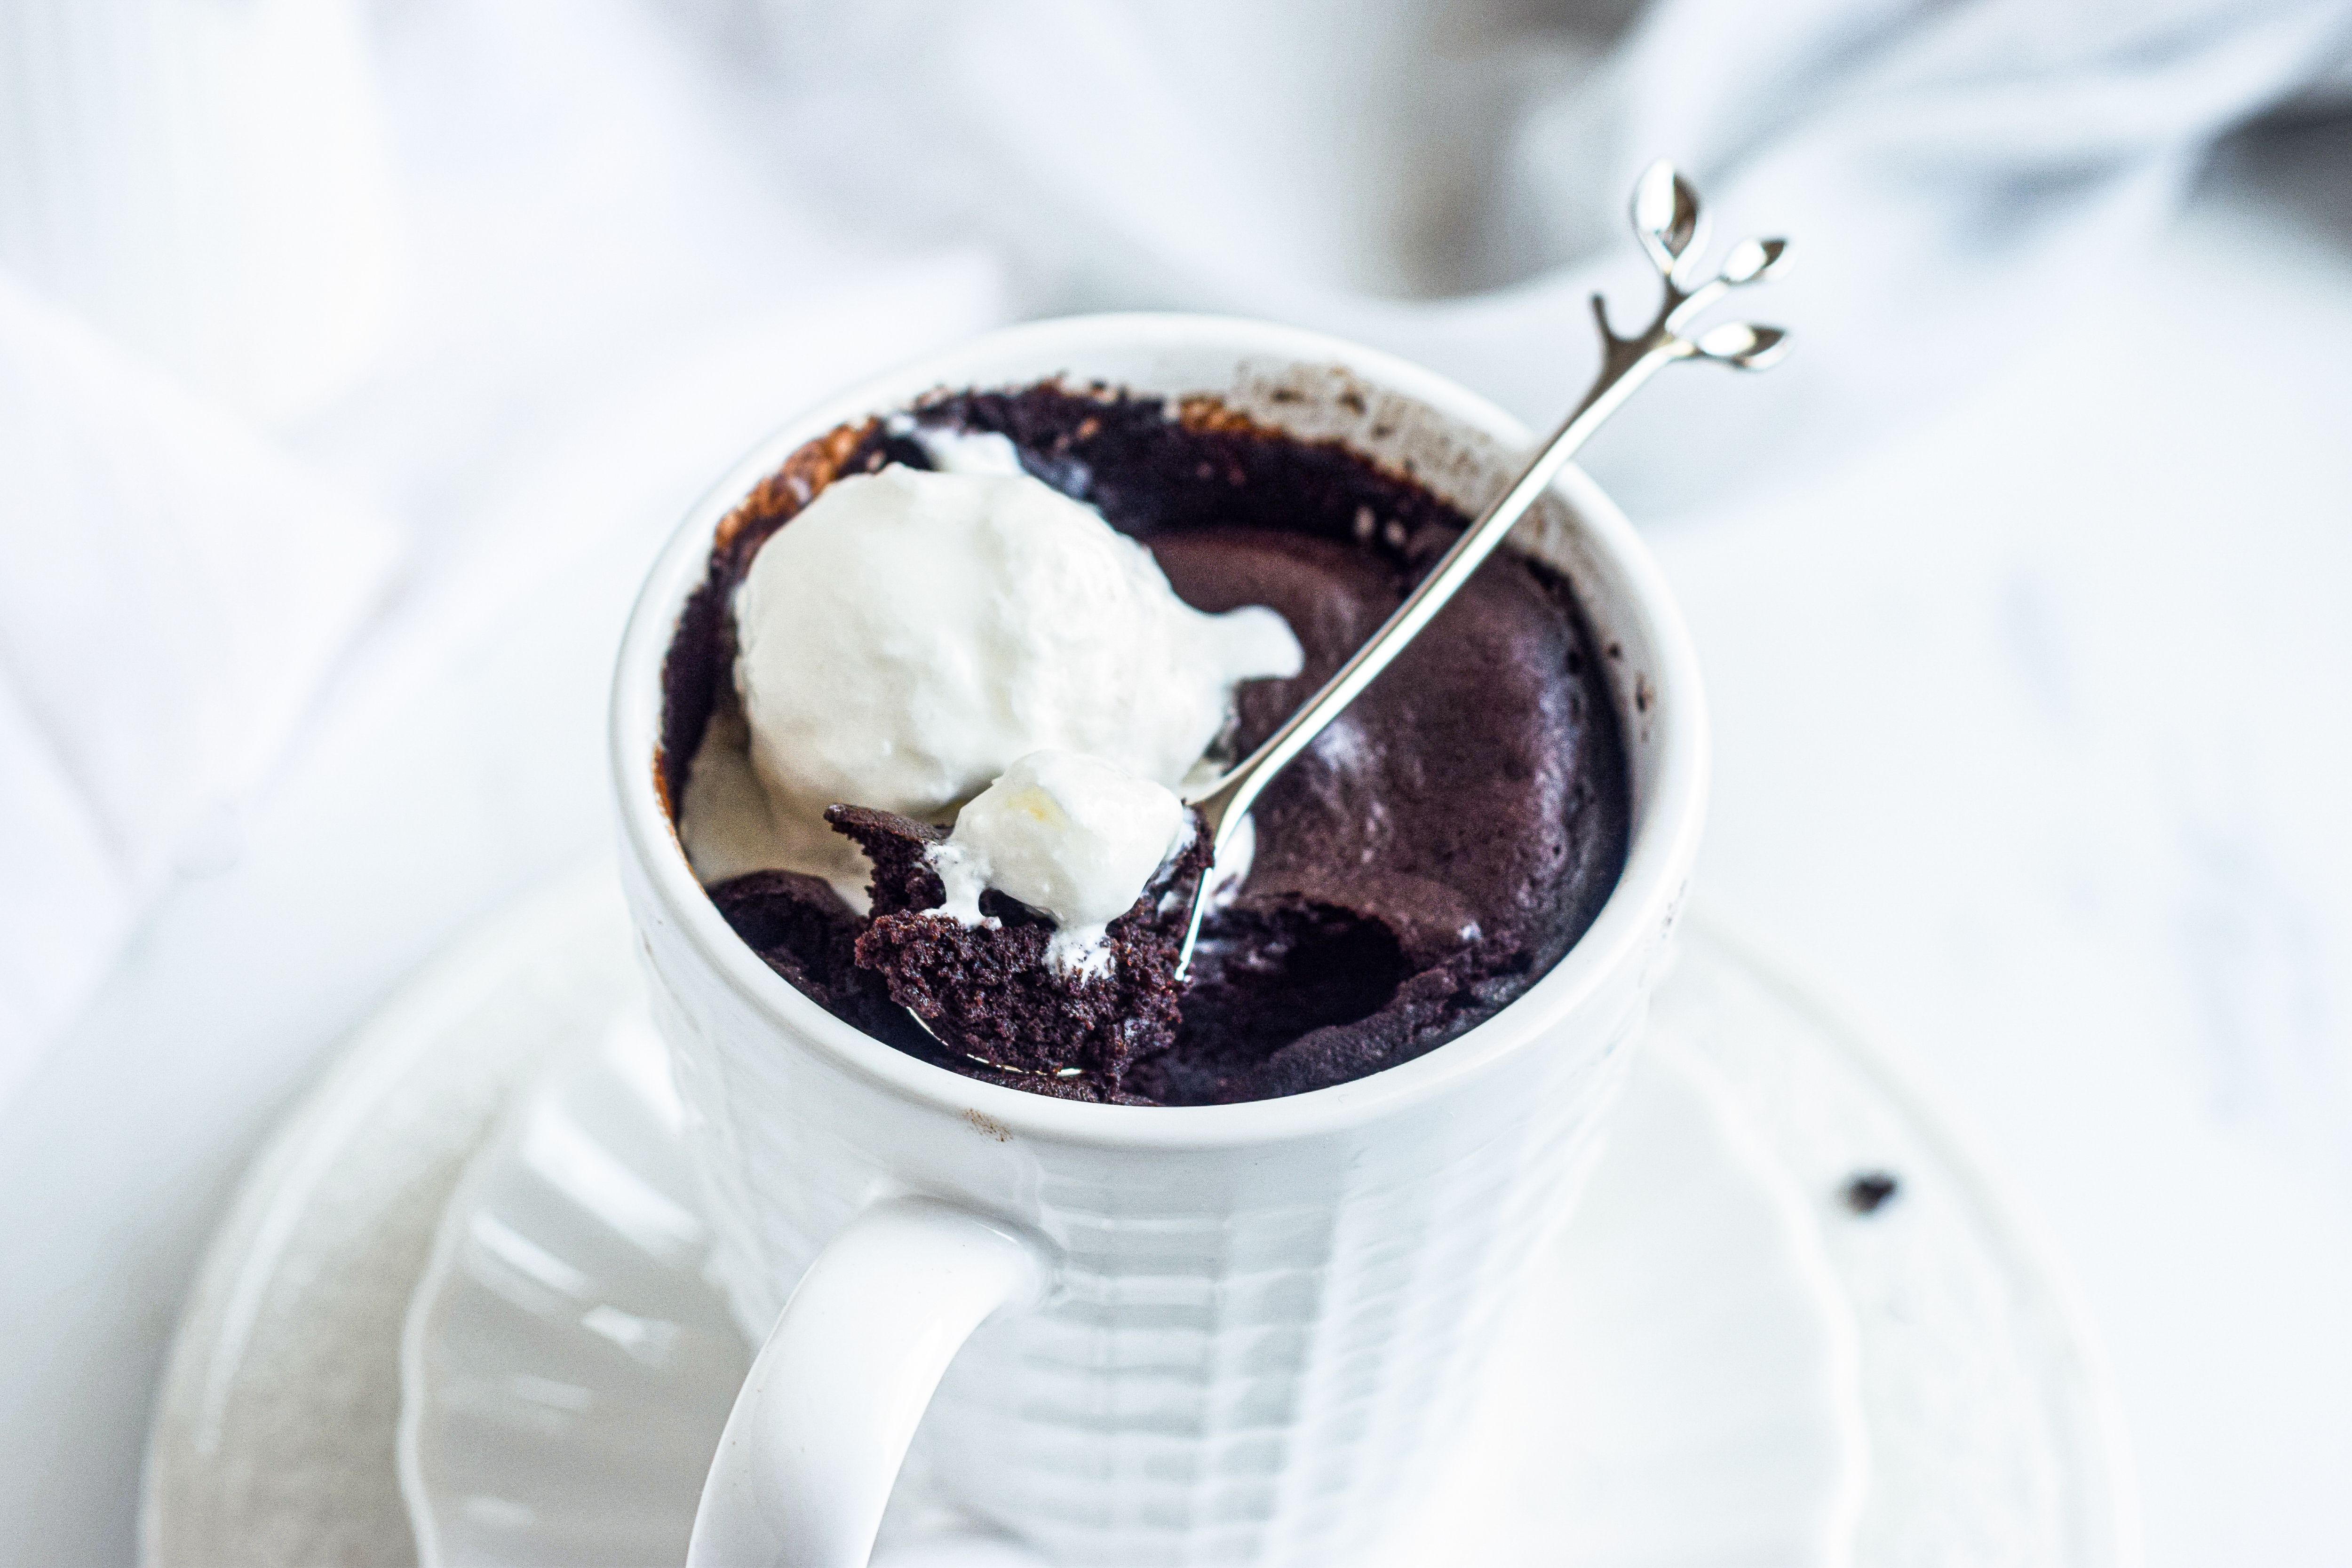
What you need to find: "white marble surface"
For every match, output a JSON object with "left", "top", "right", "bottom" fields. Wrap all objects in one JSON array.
[{"left": 2, "top": 13, "right": 2350, "bottom": 1564}]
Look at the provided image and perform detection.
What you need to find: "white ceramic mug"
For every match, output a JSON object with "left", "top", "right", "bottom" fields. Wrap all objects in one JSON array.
[{"left": 610, "top": 314, "right": 1708, "bottom": 1568}]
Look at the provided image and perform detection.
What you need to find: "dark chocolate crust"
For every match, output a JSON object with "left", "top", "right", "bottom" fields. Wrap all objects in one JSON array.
[{"left": 664, "top": 382, "right": 1631, "bottom": 1104}]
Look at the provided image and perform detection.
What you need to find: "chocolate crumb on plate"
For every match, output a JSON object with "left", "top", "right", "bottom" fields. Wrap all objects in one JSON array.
[{"left": 1843, "top": 1171, "right": 1901, "bottom": 1215}]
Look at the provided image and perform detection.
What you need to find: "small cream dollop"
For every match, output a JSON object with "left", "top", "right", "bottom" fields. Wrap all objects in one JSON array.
[{"left": 930, "top": 749, "right": 1192, "bottom": 978}]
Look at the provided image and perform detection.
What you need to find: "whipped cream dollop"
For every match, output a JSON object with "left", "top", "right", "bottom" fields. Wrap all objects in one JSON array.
[
  {"left": 682, "top": 459, "right": 1301, "bottom": 900},
  {"left": 930, "top": 749, "right": 1192, "bottom": 977}
]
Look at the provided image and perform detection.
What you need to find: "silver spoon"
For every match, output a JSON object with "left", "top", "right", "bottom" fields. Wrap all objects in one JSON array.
[{"left": 1173, "top": 159, "right": 1791, "bottom": 976}]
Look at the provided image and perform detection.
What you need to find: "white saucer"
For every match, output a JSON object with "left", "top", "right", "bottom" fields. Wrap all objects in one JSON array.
[
  {"left": 398, "top": 991, "right": 1866, "bottom": 1567},
  {"left": 142, "top": 871, "right": 2140, "bottom": 1568}
]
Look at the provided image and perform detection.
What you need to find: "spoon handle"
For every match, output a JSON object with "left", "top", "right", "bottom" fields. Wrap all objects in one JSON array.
[{"left": 1177, "top": 160, "right": 1789, "bottom": 972}]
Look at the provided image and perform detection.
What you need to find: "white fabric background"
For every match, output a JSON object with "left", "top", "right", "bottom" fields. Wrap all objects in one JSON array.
[
  {"left": 0, "top": 277, "right": 398, "bottom": 1093},
  {"left": 757, "top": 0, "right": 2352, "bottom": 503},
  {"left": 1, "top": 0, "right": 2350, "bottom": 1562}
]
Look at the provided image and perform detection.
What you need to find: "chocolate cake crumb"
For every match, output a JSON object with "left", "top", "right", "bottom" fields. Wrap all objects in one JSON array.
[
  {"left": 703, "top": 870, "right": 931, "bottom": 1055},
  {"left": 1843, "top": 1171, "right": 1900, "bottom": 1215},
  {"left": 828, "top": 804, "right": 1214, "bottom": 1104}
]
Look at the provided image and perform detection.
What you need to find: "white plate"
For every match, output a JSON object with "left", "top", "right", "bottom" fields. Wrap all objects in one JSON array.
[
  {"left": 398, "top": 999, "right": 1865, "bottom": 1567},
  {"left": 142, "top": 873, "right": 2139, "bottom": 1568}
]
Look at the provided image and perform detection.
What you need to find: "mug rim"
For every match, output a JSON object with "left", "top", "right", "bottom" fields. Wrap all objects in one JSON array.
[{"left": 611, "top": 311, "right": 1708, "bottom": 1152}]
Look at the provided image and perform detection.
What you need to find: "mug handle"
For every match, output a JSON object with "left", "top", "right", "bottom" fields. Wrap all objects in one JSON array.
[{"left": 687, "top": 1195, "right": 1051, "bottom": 1568}]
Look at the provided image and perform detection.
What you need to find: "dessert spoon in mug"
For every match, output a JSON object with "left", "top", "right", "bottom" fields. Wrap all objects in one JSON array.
[{"left": 1172, "top": 158, "right": 1790, "bottom": 976}]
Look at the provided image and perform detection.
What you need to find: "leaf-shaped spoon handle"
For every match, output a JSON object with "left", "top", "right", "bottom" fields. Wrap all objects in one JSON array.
[{"left": 1174, "top": 159, "right": 1793, "bottom": 974}]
